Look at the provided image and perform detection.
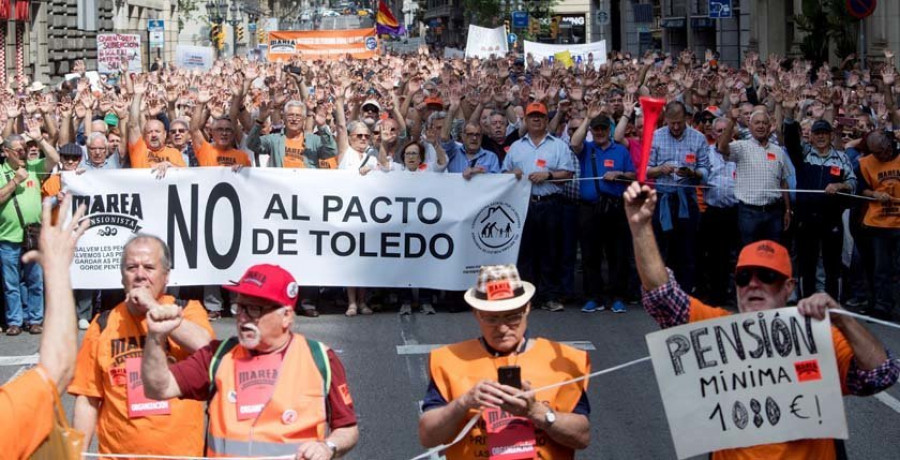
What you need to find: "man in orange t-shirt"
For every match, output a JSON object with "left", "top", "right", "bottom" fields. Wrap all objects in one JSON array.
[
  {"left": 69, "top": 235, "right": 214, "bottom": 457},
  {"left": 126, "top": 77, "right": 185, "bottom": 172},
  {"left": 190, "top": 93, "right": 251, "bottom": 168},
  {"left": 0, "top": 195, "right": 89, "bottom": 458},
  {"left": 623, "top": 181, "right": 899, "bottom": 460}
]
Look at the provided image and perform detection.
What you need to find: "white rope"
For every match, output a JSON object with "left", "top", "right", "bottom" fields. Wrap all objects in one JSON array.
[
  {"left": 405, "top": 355, "right": 652, "bottom": 460},
  {"left": 81, "top": 453, "right": 292, "bottom": 459}
]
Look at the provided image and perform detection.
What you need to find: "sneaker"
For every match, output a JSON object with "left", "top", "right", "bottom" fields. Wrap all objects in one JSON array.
[
  {"left": 399, "top": 303, "right": 412, "bottom": 315},
  {"left": 612, "top": 300, "right": 627, "bottom": 313},
  {"left": 6, "top": 325, "right": 21, "bottom": 336},
  {"left": 28, "top": 324, "right": 43, "bottom": 335},
  {"left": 421, "top": 303, "right": 436, "bottom": 315},
  {"left": 78, "top": 319, "right": 90, "bottom": 330},
  {"left": 581, "top": 301, "right": 605, "bottom": 313},
  {"left": 542, "top": 301, "right": 565, "bottom": 312}
]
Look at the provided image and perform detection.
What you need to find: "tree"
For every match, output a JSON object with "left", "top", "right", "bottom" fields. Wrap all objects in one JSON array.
[{"left": 795, "top": 0, "right": 859, "bottom": 64}]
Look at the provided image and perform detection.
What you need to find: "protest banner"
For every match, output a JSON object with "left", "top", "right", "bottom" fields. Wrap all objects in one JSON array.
[
  {"left": 523, "top": 40, "right": 607, "bottom": 68},
  {"left": 443, "top": 47, "right": 465, "bottom": 59},
  {"left": 97, "top": 34, "right": 142, "bottom": 73},
  {"left": 63, "top": 168, "right": 531, "bottom": 290},
  {"left": 175, "top": 45, "right": 215, "bottom": 70},
  {"left": 266, "top": 29, "right": 378, "bottom": 61},
  {"left": 383, "top": 37, "right": 424, "bottom": 55},
  {"left": 465, "top": 25, "right": 508, "bottom": 59},
  {"left": 645, "top": 307, "right": 848, "bottom": 459}
]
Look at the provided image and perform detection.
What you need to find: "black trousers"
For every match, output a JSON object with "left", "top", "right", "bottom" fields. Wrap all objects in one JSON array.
[
  {"left": 579, "top": 197, "right": 629, "bottom": 302},
  {"left": 795, "top": 214, "right": 843, "bottom": 299},
  {"left": 518, "top": 196, "right": 564, "bottom": 302},
  {"left": 698, "top": 205, "right": 739, "bottom": 302}
]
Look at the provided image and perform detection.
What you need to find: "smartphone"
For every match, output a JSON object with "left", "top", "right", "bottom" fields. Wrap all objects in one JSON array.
[
  {"left": 283, "top": 65, "right": 303, "bottom": 75},
  {"left": 497, "top": 365, "right": 521, "bottom": 389},
  {"left": 836, "top": 117, "right": 857, "bottom": 127}
]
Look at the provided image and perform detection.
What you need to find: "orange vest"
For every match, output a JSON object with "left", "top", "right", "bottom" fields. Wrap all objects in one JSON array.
[
  {"left": 858, "top": 154, "right": 900, "bottom": 229},
  {"left": 429, "top": 337, "right": 590, "bottom": 460},
  {"left": 206, "top": 333, "right": 329, "bottom": 458}
]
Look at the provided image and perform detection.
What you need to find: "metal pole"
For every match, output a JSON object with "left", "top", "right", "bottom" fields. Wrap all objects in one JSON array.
[
  {"left": 859, "top": 18, "right": 867, "bottom": 71},
  {"left": 686, "top": 0, "right": 693, "bottom": 54},
  {"left": 15, "top": 21, "right": 23, "bottom": 93}
]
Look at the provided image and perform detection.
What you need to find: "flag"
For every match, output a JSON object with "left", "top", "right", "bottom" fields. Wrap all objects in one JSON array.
[{"left": 376, "top": 0, "right": 406, "bottom": 36}]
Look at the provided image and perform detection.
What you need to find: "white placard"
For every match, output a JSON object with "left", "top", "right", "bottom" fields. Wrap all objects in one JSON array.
[
  {"left": 443, "top": 47, "right": 465, "bottom": 59},
  {"left": 523, "top": 40, "right": 607, "bottom": 68},
  {"left": 175, "top": 45, "right": 216, "bottom": 71},
  {"left": 62, "top": 168, "right": 531, "bottom": 290},
  {"left": 646, "top": 307, "right": 848, "bottom": 459},
  {"left": 97, "top": 34, "right": 142, "bottom": 74},
  {"left": 465, "top": 25, "right": 508, "bottom": 59}
]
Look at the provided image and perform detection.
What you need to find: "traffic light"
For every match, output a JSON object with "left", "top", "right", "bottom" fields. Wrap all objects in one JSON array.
[
  {"left": 209, "top": 24, "right": 220, "bottom": 43},
  {"left": 550, "top": 17, "right": 559, "bottom": 39},
  {"left": 216, "top": 25, "right": 226, "bottom": 50},
  {"left": 529, "top": 17, "right": 540, "bottom": 35},
  {"left": 504, "top": 19, "right": 510, "bottom": 34},
  {"left": 258, "top": 30, "right": 267, "bottom": 44},
  {"left": 237, "top": 26, "right": 245, "bottom": 42}
]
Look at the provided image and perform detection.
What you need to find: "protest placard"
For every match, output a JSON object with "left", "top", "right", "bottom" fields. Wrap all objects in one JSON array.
[
  {"left": 523, "top": 40, "right": 607, "bottom": 68},
  {"left": 97, "top": 34, "right": 142, "bottom": 73},
  {"left": 267, "top": 29, "right": 379, "bottom": 61},
  {"left": 175, "top": 45, "right": 215, "bottom": 70},
  {"left": 646, "top": 307, "right": 848, "bottom": 459},
  {"left": 465, "top": 25, "right": 508, "bottom": 59},
  {"left": 63, "top": 168, "right": 530, "bottom": 290}
]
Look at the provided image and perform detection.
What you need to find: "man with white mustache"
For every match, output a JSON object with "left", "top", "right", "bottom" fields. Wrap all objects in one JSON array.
[{"left": 141, "top": 264, "right": 359, "bottom": 460}]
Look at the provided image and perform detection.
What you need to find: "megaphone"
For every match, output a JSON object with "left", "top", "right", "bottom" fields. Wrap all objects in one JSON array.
[{"left": 637, "top": 96, "right": 666, "bottom": 183}]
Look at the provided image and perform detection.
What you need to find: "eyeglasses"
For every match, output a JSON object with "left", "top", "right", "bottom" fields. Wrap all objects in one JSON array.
[
  {"left": 353, "top": 133, "right": 371, "bottom": 139},
  {"left": 88, "top": 147, "right": 107, "bottom": 152},
  {"left": 230, "top": 302, "right": 284, "bottom": 319},
  {"left": 285, "top": 115, "right": 304, "bottom": 120},
  {"left": 403, "top": 150, "right": 421, "bottom": 157},
  {"left": 478, "top": 311, "right": 526, "bottom": 327},
  {"left": 373, "top": 131, "right": 381, "bottom": 135},
  {"left": 61, "top": 155, "right": 81, "bottom": 162},
  {"left": 735, "top": 268, "right": 785, "bottom": 287},
  {"left": 170, "top": 129, "right": 187, "bottom": 134}
]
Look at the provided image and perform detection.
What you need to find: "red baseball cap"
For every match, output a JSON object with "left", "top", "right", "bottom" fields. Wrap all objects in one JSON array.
[
  {"left": 525, "top": 102, "right": 548, "bottom": 117},
  {"left": 735, "top": 240, "right": 792, "bottom": 278},
  {"left": 223, "top": 264, "right": 299, "bottom": 306}
]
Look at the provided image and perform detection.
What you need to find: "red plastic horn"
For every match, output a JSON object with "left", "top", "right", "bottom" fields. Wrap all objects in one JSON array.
[{"left": 637, "top": 97, "right": 666, "bottom": 183}]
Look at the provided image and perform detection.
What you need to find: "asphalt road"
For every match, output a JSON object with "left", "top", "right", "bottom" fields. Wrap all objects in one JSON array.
[{"left": 2, "top": 300, "right": 899, "bottom": 459}]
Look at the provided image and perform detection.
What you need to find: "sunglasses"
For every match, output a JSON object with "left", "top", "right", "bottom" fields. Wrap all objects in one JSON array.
[
  {"left": 735, "top": 268, "right": 785, "bottom": 287},
  {"left": 354, "top": 133, "right": 371, "bottom": 139},
  {"left": 61, "top": 155, "right": 82, "bottom": 161},
  {"left": 478, "top": 311, "right": 526, "bottom": 327},
  {"left": 230, "top": 302, "right": 284, "bottom": 319}
]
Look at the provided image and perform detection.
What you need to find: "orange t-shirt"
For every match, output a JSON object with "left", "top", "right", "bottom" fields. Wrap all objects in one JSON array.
[
  {"left": 283, "top": 135, "right": 308, "bottom": 168},
  {"left": 68, "top": 296, "right": 214, "bottom": 456},
  {"left": 689, "top": 299, "right": 852, "bottom": 460},
  {"left": 194, "top": 139, "right": 251, "bottom": 167},
  {"left": 0, "top": 366, "right": 55, "bottom": 459},
  {"left": 40, "top": 174, "right": 62, "bottom": 224},
  {"left": 128, "top": 138, "right": 186, "bottom": 169}
]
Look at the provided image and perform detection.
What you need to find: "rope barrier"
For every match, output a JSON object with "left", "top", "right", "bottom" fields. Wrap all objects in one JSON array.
[
  {"left": 81, "top": 453, "right": 293, "bottom": 459},
  {"left": 830, "top": 309, "right": 900, "bottom": 330},
  {"left": 406, "top": 355, "right": 652, "bottom": 460}
]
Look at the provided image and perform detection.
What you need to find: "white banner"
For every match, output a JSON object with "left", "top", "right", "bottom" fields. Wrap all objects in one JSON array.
[
  {"left": 465, "top": 25, "right": 508, "bottom": 59},
  {"left": 97, "top": 34, "right": 142, "bottom": 74},
  {"left": 523, "top": 40, "right": 607, "bottom": 68},
  {"left": 175, "top": 45, "right": 216, "bottom": 71},
  {"left": 63, "top": 169, "right": 531, "bottom": 290},
  {"left": 646, "top": 308, "right": 847, "bottom": 459},
  {"left": 443, "top": 47, "right": 465, "bottom": 59}
]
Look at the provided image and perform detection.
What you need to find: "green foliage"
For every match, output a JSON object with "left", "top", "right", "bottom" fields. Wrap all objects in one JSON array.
[
  {"left": 795, "top": 0, "right": 860, "bottom": 63},
  {"left": 463, "top": 0, "right": 503, "bottom": 27},
  {"left": 176, "top": 0, "right": 204, "bottom": 33}
]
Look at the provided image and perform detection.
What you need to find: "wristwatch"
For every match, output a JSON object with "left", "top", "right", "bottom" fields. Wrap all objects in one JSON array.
[
  {"left": 546, "top": 170, "right": 553, "bottom": 180},
  {"left": 544, "top": 408, "right": 557, "bottom": 426},
  {"left": 324, "top": 440, "right": 338, "bottom": 457}
]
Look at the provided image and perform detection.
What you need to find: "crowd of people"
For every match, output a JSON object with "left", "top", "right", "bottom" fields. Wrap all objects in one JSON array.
[{"left": 0, "top": 41, "right": 898, "bottom": 460}]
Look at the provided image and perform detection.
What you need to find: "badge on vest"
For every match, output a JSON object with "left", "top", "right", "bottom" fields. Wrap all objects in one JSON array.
[
  {"left": 830, "top": 165, "right": 841, "bottom": 177},
  {"left": 766, "top": 152, "right": 777, "bottom": 161},
  {"left": 483, "top": 408, "right": 536, "bottom": 460},
  {"left": 535, "top": 158, "right": 547, "bottom": 168},
  {"left": 124, "top": 357, "right": 171, "bottom": 418},
  {"left": 603, "top": 159, "right": 614, "bottom": 168},
  {"left": 684, "top": 153, "right": 696, "bottom": 164},
  {"left": 234, "top": 352, "right": 282, "bottom": 421}
]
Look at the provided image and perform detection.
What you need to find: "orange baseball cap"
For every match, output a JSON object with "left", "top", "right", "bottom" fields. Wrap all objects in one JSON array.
[
  {"left": 735, "top": 240, "right": 792, "bottom": 278},
  {"left": 525, "top": 102, "right": 548, "bottom": 117}
]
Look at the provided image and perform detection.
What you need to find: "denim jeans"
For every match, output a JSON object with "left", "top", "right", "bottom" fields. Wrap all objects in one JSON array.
[
  {"left": 559, "top": 200, "right": 579, "bottom": 299},
  {"left": 737, "top": 202, "right": 784, "bottom": 246},
  {"left": 0, "top": 241, "right": 44, "bottom": 327}
]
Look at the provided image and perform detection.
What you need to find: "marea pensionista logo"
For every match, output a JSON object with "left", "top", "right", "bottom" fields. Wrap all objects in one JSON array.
[
  {"left": 471, "top": 202, "right": 521, "bottom": 254},
  {"left": 72, "top": 193, "right": 144, "bottom": 237}
]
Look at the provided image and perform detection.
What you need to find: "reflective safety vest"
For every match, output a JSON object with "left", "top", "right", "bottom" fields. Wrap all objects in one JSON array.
[
  {"left": 206, "top": 333, "right": 331, "bottom": 458},
  {"left": 429, "top": 337, "right": 590, "bottom": 459}
]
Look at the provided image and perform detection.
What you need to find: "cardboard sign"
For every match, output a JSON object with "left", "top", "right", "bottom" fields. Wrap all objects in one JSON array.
[
  {"left": 553, "top": 50, "right": 574, "bottom": 69},
  {"left": 175, "top": 45, "right": 215, "bottom": 71},
  {"left": 97, "top": 34, "right": 142, "bottom": 73},
  {"left": 524, "top": 40, "right": 607, "bottom": 69},
  {"left": 125, "top": 357, "right": 171, "bottom": 418},
  {"left": 465, "top": 25, "right": 508, "bottom": 59},
  {"left": 234, "top": 352, "right": 282, "bottom": 420},
  {"left": 483, "top": 408, "right": 536, "bottom": 460},
  {"left": 645, "top": 307, "right": 847, "bottom": 459}
]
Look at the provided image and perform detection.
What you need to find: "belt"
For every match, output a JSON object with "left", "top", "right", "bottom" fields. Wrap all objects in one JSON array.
[
  {"left": 739, "top": 200, "right": 784, "bottom": 212},
  {"left": 530, "top": 194, "right": 561, "bottom": 202}
]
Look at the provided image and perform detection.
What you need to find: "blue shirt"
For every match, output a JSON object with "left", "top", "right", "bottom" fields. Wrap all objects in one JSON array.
[
  {"left": 441, "top": 140, "right": 501, "bottom": 174},
  {"left": 704, "top": 145, "right": 738, "bottom": 208},
  {"left": 576, "top": 140, "right": 634, "bottom": 201},
  {"left": 648, "top": 126, "right": 710, "bottom": 190},
  {"left": 502, "top": 133, "right": 575, "bottom": 196}
]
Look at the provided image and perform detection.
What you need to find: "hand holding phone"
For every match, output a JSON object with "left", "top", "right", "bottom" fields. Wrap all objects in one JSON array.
[{"left": 498, "top": 365, "right": 522, "bottom": 389}]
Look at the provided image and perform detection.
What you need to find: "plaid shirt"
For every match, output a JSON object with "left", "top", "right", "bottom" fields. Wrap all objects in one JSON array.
[
  {"left": 727, "top": 138, "right": 793, "bottom": 206},
  {"left": 642, "top": 268, "right": 900, "bottom": 395},
  {"left": 562, "top": 149, "right": 581, "bottom": 202}
]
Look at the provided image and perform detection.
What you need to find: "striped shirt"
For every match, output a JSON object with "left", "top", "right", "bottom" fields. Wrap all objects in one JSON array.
[
  {"left": 502, "top": 133, "right": 575, "bottom": 197},
  {"left": 704, "top": 145, "right": 737, "bottom": 208},
  {"left": 726, "top": 138, "right": 792, "bottom": 206}
]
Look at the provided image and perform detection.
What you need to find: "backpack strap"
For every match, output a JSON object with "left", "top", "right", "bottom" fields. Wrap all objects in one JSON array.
[
  {"left": 95, "top": 309, "right": 112, "bottom": 333},
  {"left": 306, "top": 338, "right": 332, "bottom": 396},
  {"left": 207, "top": 337, "right": 240, "bottom": 397}
]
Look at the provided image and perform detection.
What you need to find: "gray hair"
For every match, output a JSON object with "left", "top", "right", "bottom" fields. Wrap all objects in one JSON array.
[
  {"left": 87, "top": 132, "right": 108, "bottom": 147},
  {"left": 120, "top": 234, "right": 172, "bottom": 273},
  {"left": 284, "top": 100, "right": 305, "bottom": 114},
  {"left": 749, "top": 110, "right": 770, "bottom": 123},
  {"left": 170, "top": 118, "right": 190, "bottom": 130},
  {"left": 426, "top": 111, "right": 448, "bottom": 129},
  {"left": 347, "top": 120, "right": 369, "bottom": 135},
  {"left": 3, "top": 134, "right": 24, "bottom": 150},
  {"left": 713, "top": 117, "right": 730, "bottom": 130}
]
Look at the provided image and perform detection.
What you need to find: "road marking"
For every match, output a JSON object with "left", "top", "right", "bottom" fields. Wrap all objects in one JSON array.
[
  {"left": 875, "top": 391, "right": 900, "bottom": 414},
  {"left": 0, "top": 354, "right": 39, "bottom": 366},
  {"left": 397, "top": 341, "right": 596, "bottom": 355}
]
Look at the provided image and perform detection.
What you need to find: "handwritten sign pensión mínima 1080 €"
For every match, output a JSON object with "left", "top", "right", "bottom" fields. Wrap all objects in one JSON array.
[{"left": 645, "top": 307, "right": 847, "bottom": 459}]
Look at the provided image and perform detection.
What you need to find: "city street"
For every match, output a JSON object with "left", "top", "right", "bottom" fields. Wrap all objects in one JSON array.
[{"left": 2, "top": 300, "right": 899, "bottom": 459}]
